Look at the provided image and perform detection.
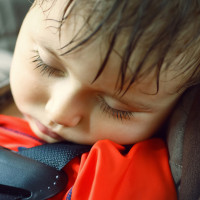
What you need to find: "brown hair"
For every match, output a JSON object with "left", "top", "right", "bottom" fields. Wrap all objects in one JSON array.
[{"left": 34, "top": 0, "right": 200, "bottom": 94}]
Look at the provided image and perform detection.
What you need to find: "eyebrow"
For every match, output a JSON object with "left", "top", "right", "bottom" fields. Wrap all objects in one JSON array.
[
  {"left": 37, "top": 42, "right": 65, "bottom": 63},
  {"left": 125, "top": 101, "right": 153, "bottom": 111},
  {"left": 110, "top": 91, "right": 153, "bottom": 111},
  {"left": 131, "top": 102, "right": 153, "bottom": 111}
]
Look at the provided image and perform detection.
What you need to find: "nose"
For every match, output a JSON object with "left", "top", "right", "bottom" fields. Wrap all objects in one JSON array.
[{"left": 45, "top": 80, "right": 84, "bottom": 127}]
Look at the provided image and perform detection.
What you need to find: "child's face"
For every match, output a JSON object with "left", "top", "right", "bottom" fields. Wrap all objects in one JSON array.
[{"left": 10, "top": 0, "right": 183, "bottom": 144}]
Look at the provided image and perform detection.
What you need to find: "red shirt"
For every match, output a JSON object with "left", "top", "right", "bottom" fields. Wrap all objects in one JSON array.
[{"left": 0, "top": 115, "right": 177, "bottom": 200}]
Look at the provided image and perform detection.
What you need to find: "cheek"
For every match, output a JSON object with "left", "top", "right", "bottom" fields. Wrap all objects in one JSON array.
[
  {"left": 88, "top": 116, "right": 153, "bottom": 145},
  {"left": 114, "top": 123, "right": 155, "bottom": 144},
  {"left": 90, "top": 111, "right": 166, "bottom": 145},
  {"left": 10, "top": 54, "right": 48, "bottom": 112}
]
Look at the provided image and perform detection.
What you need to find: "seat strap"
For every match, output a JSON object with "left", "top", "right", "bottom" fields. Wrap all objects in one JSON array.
[
  {"left": 0, "top": 142, "right": 91, "bottom": 200},
  {"left": 18, "top": 141, "right": 91, "bottom": 170}
]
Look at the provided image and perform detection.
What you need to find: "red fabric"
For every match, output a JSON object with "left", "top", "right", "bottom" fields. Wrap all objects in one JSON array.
[
  {"left": 0, "top": 115, "right": 177, "bottom": 200},
  {"left": 69, "top": 140, "right": 177, "bottom": 200},
  {"left": 0, "top": 114, "right": 44, "bottom": 150}
]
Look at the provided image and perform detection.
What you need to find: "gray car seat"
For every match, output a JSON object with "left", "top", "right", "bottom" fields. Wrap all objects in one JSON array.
[
  {"left": 0, "top": 0, "right": 30, "bottom": 108},
  {"left": 166, "top": 85, "right": 200, "bottom": 200}
]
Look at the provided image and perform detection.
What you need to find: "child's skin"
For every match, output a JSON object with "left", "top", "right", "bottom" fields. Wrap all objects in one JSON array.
[{"left": 9, "top": 0, "right": 197, "bottom": 144}]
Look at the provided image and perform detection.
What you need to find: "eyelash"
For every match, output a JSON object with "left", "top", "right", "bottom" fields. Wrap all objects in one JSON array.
[
  {"left": 31, "top": 50, "right": 64, "bottom": 77},
  {"left": 97, "top": 96, "right": 134, "bottom": 121}
]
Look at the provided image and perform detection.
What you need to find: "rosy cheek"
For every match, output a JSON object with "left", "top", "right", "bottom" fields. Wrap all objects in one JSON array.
[{"left": 10, "top": 61, "right": 48, "bottom": 112}]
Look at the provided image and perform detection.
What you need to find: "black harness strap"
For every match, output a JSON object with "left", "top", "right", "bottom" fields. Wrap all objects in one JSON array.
[
  {"left": 0, "top": 142, "right": 91, "bottom": 200},
  {"left": 18, "top": 142, "right": 91, "bottom": 170}
]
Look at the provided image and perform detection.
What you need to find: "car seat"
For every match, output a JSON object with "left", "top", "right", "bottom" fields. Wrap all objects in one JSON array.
[{"left": 166, "top": 84, "right": 200, "bottom": 200}]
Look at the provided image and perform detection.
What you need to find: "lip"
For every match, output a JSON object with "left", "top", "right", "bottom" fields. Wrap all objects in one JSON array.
[{"left": 34, "top": 119, "right": 63, "bottom": 140}]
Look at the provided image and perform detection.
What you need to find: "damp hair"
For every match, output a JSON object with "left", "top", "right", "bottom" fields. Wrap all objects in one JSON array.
[{"left": 33, "top": 0, "right": 200, "bottom": 94}]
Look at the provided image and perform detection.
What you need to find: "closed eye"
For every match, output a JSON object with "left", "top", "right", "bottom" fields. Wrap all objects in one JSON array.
[
  {"left": 31, "top": 50, "right": 64, "bottom": 77},
  {"left": 97, "top": 95, "right": 135, "bottom": 121}
]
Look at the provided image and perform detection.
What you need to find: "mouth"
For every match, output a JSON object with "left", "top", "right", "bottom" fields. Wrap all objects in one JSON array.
[{"left": 34, "top": 119, "right": 63, "bottom": 140}]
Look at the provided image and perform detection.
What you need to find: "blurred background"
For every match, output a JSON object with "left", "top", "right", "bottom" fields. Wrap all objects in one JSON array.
[{"left": 0, "top": 0, "right": 31, "bottom": 117}]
